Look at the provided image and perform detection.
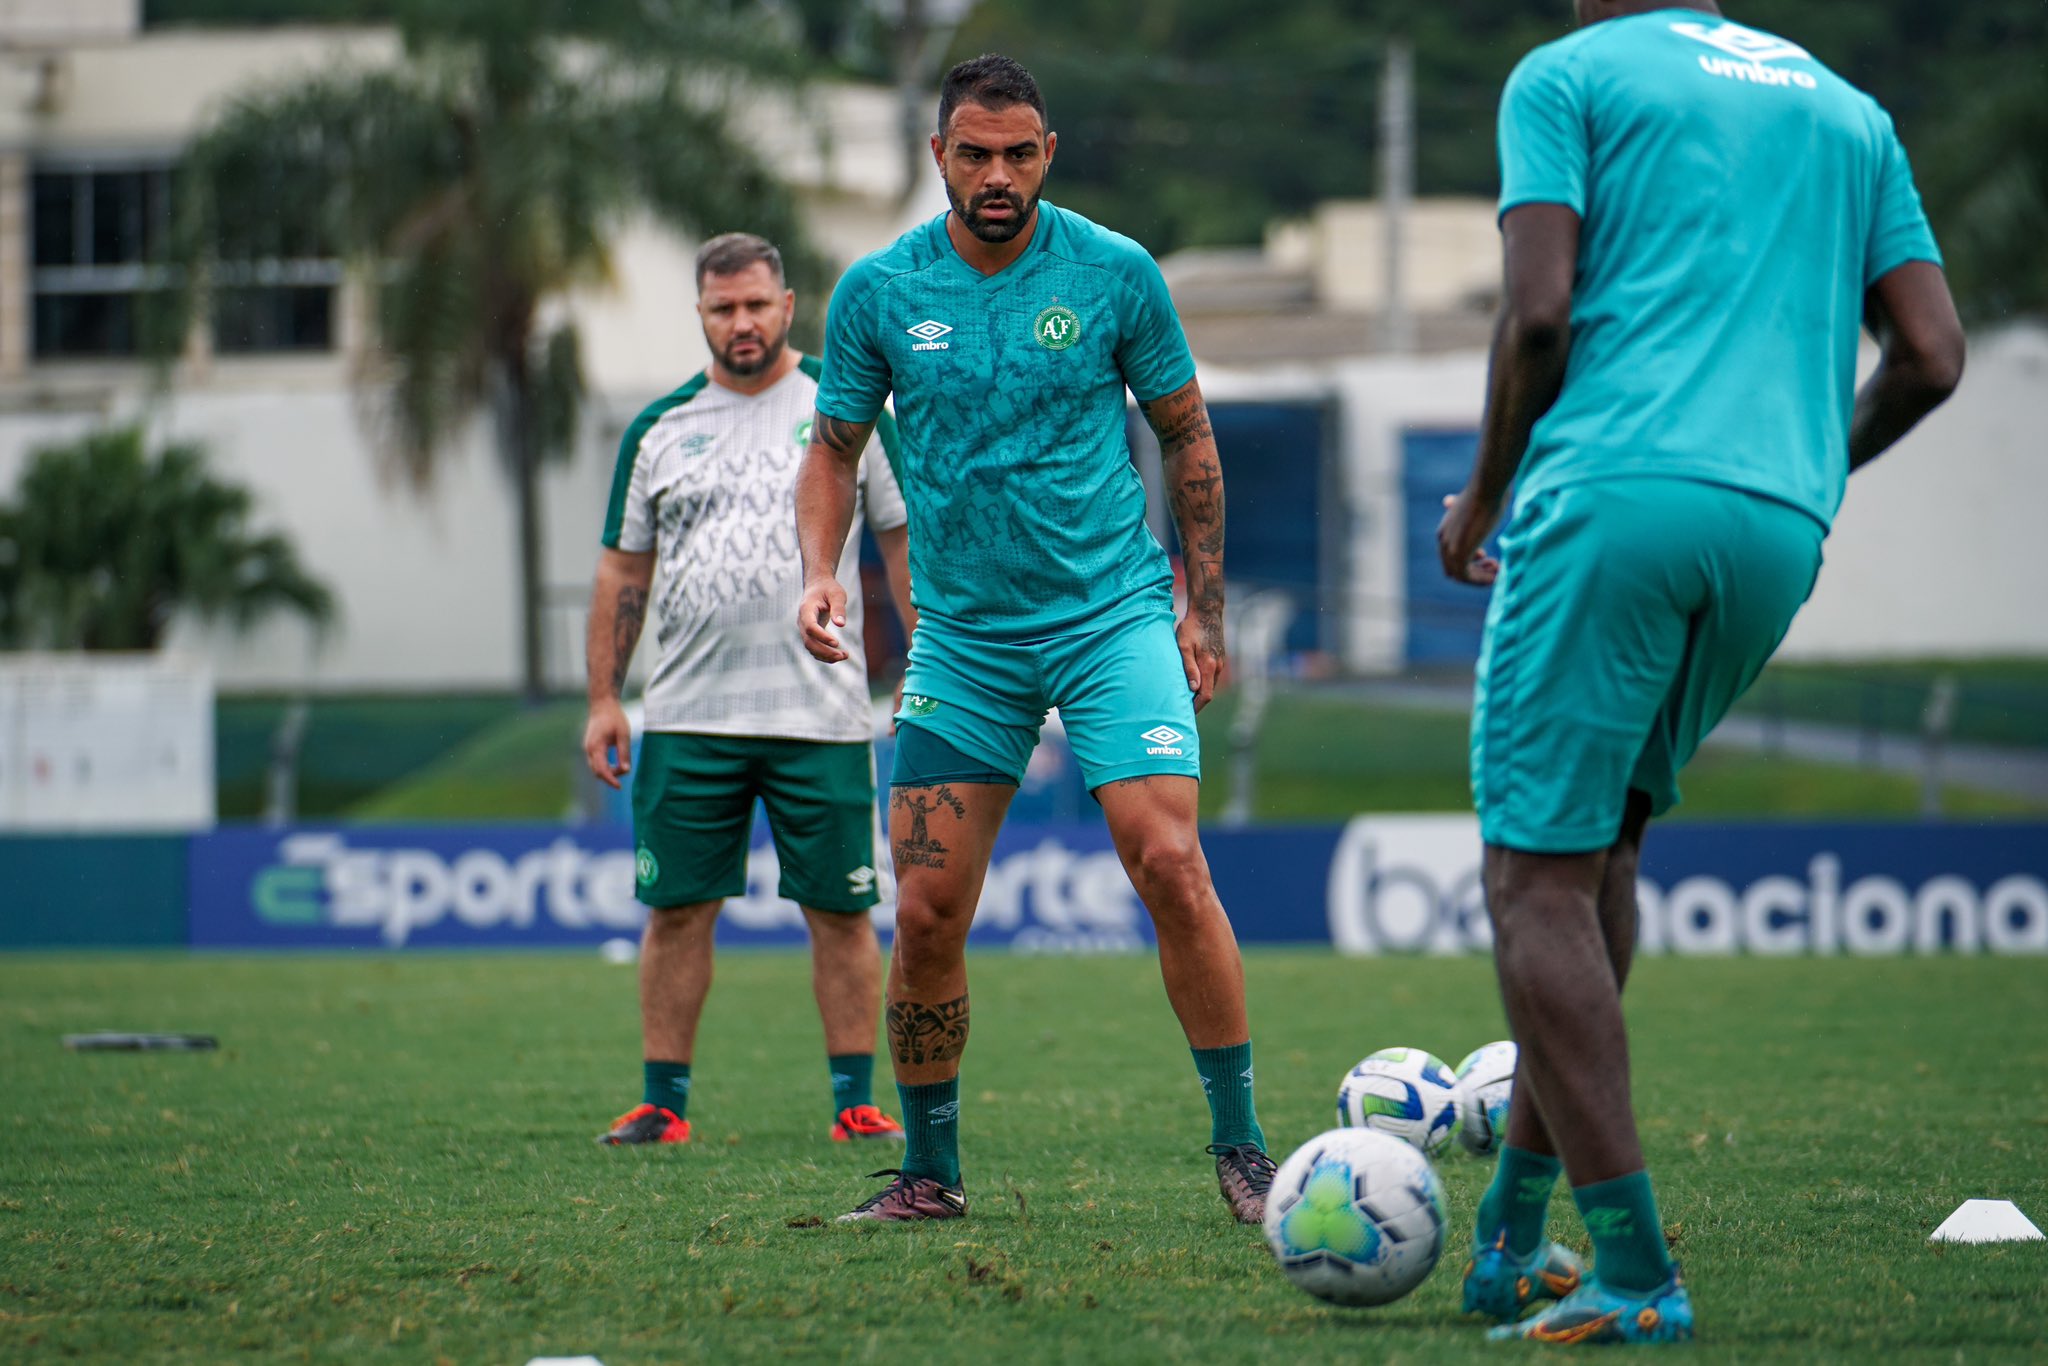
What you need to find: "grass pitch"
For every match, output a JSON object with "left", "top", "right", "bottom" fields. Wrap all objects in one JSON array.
[{"left": 3, "top": 952, "right": 2044, "bottom": 1363}]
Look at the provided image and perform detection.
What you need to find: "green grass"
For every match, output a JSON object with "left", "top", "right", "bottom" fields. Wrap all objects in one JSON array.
[
  {"left": 216, "top": 696, "right": 527, "bottom": 819},
  {"left": 345, "top": 702, "right": 586, "bottom": 822},
  {"left": 3, "top": 953, "right": 2044, "bottom": 1362},
  {"left": 1200, "top": 692, "right": 2047, "bottom": 822},
  {"left": 1734, "top": 659, "right": 2048, "bottom": 751},
  {"left": 319, "top": 689, "right": 2048, "bottom": 824}
]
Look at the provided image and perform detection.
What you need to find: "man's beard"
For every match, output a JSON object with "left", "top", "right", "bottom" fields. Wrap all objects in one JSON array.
[
  {"left": 947, "top": 182, "right": 1038, "bottom": 244},
  {"left": 716, "top": 327, "right": 786, "bottom": 376}
]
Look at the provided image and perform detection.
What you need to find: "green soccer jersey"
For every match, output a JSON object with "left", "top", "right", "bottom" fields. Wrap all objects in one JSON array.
[{"left": 815, "top": 203, "right": 1198, "bottom": 638}]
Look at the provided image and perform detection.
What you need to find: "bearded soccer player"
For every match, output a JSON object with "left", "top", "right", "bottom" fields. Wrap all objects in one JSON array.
[
  {"left": 586, "top": 233, "right": 916, "bottom": 1149},
  {"left": 793, "top": 54, "right": 1273, "bottom": 1224},
  {"left": 1437, "top": 1, "right": 1963, "bottom": 1344}
]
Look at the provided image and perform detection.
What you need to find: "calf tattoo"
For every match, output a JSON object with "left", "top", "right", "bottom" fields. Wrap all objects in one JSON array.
[
  {"left": 888, "top": 994, "right": 969, "bottom": 1065},
  {"left": 892, "top": 785, "right": 967, "bottom": 870}
]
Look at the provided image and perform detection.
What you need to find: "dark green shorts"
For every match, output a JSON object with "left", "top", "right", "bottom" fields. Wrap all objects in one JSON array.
[{"left": 631, "top": 732, "right": 881, "bottom": 913}]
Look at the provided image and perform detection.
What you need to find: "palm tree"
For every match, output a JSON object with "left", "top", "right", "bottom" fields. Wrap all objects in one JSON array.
[
  {"left": 0, "top": 427, "right": 333, "bottom": 651},
  {"left": 172, "top": 0, "right": 821, "bottom": 700}
]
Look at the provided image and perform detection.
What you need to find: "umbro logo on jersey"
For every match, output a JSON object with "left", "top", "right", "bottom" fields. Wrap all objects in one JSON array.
[
  {"left": 1142, "top": 725, "right": 1185, "bottom": 757},
  {"left": 676, "top": 433, "right": 714, "bottom": 458},
  {"left": 1670, "top": 20, "right": 1811, "bottom": 65},
  {"left": 1673, "top": 21, "right": 1819, "bottom": 89},
  {"left": 907, "top": 320, "right": 954, "bottom": 352}
]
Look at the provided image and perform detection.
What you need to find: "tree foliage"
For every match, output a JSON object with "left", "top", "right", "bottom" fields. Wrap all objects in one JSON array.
[
  {"left": 948, "top": 0, "right": 2048, "bottom": 318},
  {"left": 171, "top": 0, "right": 821, "bottom": 696},
  {"left": 0, "top": 428, "right": 334, "bottom": 651}
]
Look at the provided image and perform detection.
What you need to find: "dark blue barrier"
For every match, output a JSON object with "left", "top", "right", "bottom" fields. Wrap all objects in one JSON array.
[
  {"left": 182, "top": 817, "right": 2048, "bottom": 956},
  {"left": 0, "top": 836, "right": 189, "bottom": 947}
]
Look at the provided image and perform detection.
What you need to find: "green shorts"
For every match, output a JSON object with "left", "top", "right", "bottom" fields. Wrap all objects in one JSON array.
[
  {"left": 1472, "top": 475, "right": 1824, "bottom": 853},
  {"left": 632, "top": 732, "right": 881, "bottom": 912},
  {"left": 893, "top": 604, "right": 1201, "bottom": 790}
]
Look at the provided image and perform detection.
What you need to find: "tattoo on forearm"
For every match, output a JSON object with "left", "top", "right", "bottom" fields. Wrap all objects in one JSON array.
[
  {"left": 609, "top": 586, "right": 647, "bottom": 694},
  {"left": 814, "top": 412, "right": 870, "bottom": 457},
  {"left": 1169, "top": 455, "right": 1226, "bottom": 558},
  {"left": 892, "top": 784, "right": 966, "bottom": 870},
  {"left": 1141, "top": 382, "right": 1216, "bottom": 456},
  {"left": 888, "top": 994, "right": 969, "bottom": 1066}
]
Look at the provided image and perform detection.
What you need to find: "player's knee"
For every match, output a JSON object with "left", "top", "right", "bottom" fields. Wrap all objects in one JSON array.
[
  {"left": 645, "top": 900, "right": 718, "bottom": 942},
  {"left": 891, "top": 891, "right": 973, "bottom": 947},
  {"left": 1126, "top": 832, "right": 1208, "bottom": 910}
]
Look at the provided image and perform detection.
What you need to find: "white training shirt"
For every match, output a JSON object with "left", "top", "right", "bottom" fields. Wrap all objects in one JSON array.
[{"left": 602, "top": 355, "right": 906, "bottom": 742}]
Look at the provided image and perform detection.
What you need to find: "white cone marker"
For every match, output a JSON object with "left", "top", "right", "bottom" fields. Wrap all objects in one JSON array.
[{"left": 1929, "top": 1199, "right": 2044, "bottom": 1244}]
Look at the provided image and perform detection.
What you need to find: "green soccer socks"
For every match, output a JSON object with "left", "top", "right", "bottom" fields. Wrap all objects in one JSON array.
[{"left": 1192, "top": 1041, "right": 1267, "bottom": 1150}]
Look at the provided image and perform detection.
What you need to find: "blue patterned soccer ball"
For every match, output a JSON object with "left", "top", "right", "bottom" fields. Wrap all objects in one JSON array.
[
  {"left": 1263, "top": 1127, "right": 1448, "bottom": 1307},
  {"left": 1337, "top": 1047, "right": 1464, "bottom": 1157},
  {"left": 1454, "top": 1040, "right": 1519, "bottom": 1156}
]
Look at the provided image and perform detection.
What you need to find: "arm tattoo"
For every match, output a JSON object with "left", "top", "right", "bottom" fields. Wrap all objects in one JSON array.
[
  {"left": 814, "top": 412, "right": 871, "bottom": 458},
  {"left": 609, "top": 585, "right": 647, "bottom": 695},
  {"left": 1169, "top": 455, "right": 1225, "bottom": 558},
  {"left": 888, "top": 994, "right": 969, "bottom": 1066},
  {"left": 891, "top": 784, "right": 967, "bottom": 870},
  {"left": 1140, "top": 380, "right": 1215, "bottom": 456}
]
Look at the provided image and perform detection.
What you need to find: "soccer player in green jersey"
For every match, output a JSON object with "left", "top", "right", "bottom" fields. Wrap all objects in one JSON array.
[
  {"left": 1437, "top": 1, "right": 1964, "bottom": 1344},
  {"left": 793, "top": 54, "right": 1273, "bottom": 1225}
]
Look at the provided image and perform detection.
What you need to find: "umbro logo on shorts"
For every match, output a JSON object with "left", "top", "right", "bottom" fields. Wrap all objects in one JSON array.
[
  {"left": 907, "top": 320, "right": 953, "bottom": 352},
  {"left": 1141, "top": 725, "right": 1185, "bottom": 757},
  {"left": 847, "top": 865, "right": 876, "bottom": 893}
]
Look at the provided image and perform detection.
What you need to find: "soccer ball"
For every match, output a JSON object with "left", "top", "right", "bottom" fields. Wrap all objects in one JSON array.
[
  {"left": 1337, "top": 1047, "right": 1464, "bottom": 1157},
  {"left": 1263, "top": 1127, "right": 1448, "bottom": 1307},
  {"left": 1454, "top": 1040, "right": 1518, "bottom": 1157}
]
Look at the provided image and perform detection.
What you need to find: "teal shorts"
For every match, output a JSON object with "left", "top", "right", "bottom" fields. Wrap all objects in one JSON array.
[
  {"left": 893, "top": 605, "right": 1201, "bottom": 790},
  {"left": 1472, "top": 476, "right": 1824, "bottom": 853}
]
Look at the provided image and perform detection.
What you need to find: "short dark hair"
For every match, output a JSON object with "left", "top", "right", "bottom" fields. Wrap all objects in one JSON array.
[
  {"left": 937, "top": 54, "right": 1047, "bottom": 141},
  {"left": 694, "top": 232, "right": 784, "bottom": 289}
]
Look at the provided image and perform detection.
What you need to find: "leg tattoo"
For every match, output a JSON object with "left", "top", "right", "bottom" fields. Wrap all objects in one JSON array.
[
  {"left": 887, "top": 994, "right": 970, "bottom": 1066},
  {"left": 892, "top": 785, "right": 967, "bottom": 870}
]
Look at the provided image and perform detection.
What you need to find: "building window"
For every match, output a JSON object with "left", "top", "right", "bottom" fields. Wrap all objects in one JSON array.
[{"left": 29, "top": 160, "right": 340, "bottom": 359}]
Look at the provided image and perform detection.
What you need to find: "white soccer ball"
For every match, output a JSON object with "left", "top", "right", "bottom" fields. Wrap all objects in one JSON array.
[
  {"left": 1337, "top": 1047, "right": 1464, "bottom": 1157},
  {"left": 1454, "top": 1040, "right": 1518, "bottom": 1156},
  {"left": 1263, "top": 1127, "right": 1448, "bottom": 1307}
]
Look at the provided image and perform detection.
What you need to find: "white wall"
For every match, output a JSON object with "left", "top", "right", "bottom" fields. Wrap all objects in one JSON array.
[
  {"left": 1777, "top": 323, "right": 2048, "bottom": 660},
  {"left": 1213, "top": 326, "right": 2047, "bottom": 670}
]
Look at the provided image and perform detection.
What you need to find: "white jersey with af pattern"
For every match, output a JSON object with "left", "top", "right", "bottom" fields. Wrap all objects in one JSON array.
[{"left": 602, "top": 355, "right": 905, "bottom": 742}]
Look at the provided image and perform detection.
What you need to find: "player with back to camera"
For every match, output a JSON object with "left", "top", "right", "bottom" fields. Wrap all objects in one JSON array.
[
  {"left": 794, "top": 55, "right": 1276, "bottom": 1225},
  {"left": 584, "top": 233, "right": 918, "bottom": 1149},
  {"left": 1437, "top": 0, "right": 1963, "bottom": 1344}
]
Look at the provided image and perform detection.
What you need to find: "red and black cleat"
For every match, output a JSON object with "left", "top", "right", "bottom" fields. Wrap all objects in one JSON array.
[
  {"left": 831, "top": 1104, "right": 908, "bottom": 1143},
  {"left": 596, "top": 1103, "right": 690, "bottom": 1145}
]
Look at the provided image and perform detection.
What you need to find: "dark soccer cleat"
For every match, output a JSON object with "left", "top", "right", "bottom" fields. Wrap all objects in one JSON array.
[
  {"left": 1208, "top": 1141, "right": 1278, "bottom": 1224},
  {"left": 836, "top": 1169, "right": 967, "bottom": 1222},
  {"left": 831, "top": 1104, "right": 907, "bottom": 1143},
  {"left": 596, "top": 1103, "right": 690, "bottom": 1145}
]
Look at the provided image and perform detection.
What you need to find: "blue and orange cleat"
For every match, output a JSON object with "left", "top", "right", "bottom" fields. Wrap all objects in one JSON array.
[
  {"left": 596, "top": 1103, "right": 690, "bottom": 1145},
  {"left": 1462, "top": 1228, "right": 1585, "bottom": 1322},
  {"left": 1488, "top": 1265, "right": 1695, "bottom": 1345},
  {"left": 831, "top": 1104, "right": 907, "bottom": 1143}
]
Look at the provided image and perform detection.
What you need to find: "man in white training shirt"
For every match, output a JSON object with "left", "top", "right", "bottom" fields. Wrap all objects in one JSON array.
[{"left": 584, "top": 233, "right": 917, "bottom": 1147}]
